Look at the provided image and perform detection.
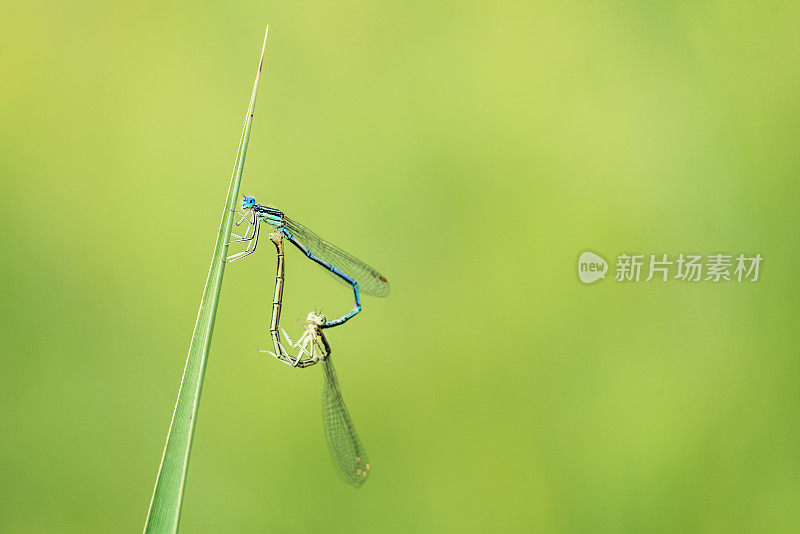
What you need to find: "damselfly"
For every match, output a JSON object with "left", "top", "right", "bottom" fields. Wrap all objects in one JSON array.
[
  {"left": 226, "top": 196, "right": 390, "bottom": 328},
  {"left": 263, "top": 232, "right": 371, "bottom": 486}
]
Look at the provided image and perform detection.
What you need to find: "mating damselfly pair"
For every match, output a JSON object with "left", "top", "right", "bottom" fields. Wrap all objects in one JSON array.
[{"left": 227, "top": 196, "right": 388, "bottom": 486}]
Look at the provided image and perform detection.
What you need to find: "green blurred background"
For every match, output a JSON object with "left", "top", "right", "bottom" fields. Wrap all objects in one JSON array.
[{"left": 2, "top": 1, "right": 799, "bottom": 532}]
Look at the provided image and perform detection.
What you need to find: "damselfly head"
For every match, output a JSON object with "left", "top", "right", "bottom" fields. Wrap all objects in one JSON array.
[
  {"left": 307, "top": 312, "right": 326, "bottom": 326},
  {"left": 241, "top": 195, "right": 257, "bottom": 210}
]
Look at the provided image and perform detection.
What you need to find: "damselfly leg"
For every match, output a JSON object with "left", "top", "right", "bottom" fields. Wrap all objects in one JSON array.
[
  {"left": 225, "top": 211, "right": 261, "bottom": 262},
  {"left": 262, "top": 314, "right": 329, "bottom": 367},
  {"left": 230, "top": 209, "right": 256, "bottom": 241}
]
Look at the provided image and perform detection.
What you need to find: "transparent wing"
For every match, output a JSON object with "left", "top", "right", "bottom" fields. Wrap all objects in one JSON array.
[
  {"left": 322, "top": 357, "right": 370, "bottom": 487},
  {"left": 283, "top": 216, "right": 390, "bottom": 297}
]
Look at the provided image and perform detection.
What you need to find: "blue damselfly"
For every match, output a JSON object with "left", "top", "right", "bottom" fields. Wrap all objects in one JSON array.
[{"left": 227, "top": 196, "right": 389, "bottom": 329}]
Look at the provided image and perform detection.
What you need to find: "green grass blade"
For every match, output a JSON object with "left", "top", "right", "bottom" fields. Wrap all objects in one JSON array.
[{"left": 143, "top": 27, "right": 269, "bottom": 534}]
